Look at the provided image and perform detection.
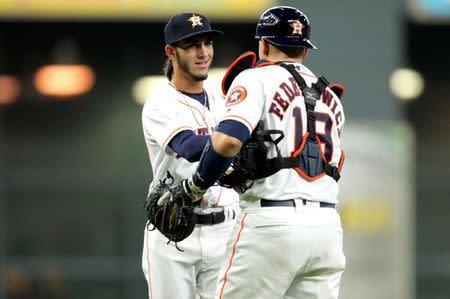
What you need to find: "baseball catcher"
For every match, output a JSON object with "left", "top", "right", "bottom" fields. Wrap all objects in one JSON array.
[
  {"left": 218, "top": 51, "right": 345, "bottom": 193},
  {"left": 144, "top": 172, "right": 204, "bottom": 250}
]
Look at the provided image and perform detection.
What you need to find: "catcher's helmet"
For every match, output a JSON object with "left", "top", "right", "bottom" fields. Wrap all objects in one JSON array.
[{"left": 255, "top": 6, "right": 316, "bottom": 49}]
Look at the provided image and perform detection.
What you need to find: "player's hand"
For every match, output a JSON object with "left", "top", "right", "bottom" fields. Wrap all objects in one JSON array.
[
  {"left": 157, "top": 177, "right": 206, "bottom": 206},
  {"left": 156, "top": 190, "right": 172, "bottom": 206},
  {"left": 224, "top": 165, "right": 235, "bottom": 175},
  {"left": 181, "top": 177, "right": 207, "bottom": 202}
]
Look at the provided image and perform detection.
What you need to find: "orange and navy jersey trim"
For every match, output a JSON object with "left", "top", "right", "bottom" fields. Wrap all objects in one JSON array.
[
  {"left": 255, "top": 61, "right": 275, "bottom": 68},
  {"left": 256, "top": 61, "right": 318, "bottom": 79}
]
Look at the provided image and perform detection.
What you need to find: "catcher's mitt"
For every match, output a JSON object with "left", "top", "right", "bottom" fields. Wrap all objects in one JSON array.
[{"left": 144, "top": 172, "right": 196, "bottom": 250}]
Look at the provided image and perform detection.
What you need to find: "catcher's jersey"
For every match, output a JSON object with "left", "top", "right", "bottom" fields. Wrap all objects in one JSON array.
[
  {"left": 142, "top": 82, "right": 238, "bottom": 207},
  {"left": 222, "top": 63, "right": 345, "bottom": 203}
]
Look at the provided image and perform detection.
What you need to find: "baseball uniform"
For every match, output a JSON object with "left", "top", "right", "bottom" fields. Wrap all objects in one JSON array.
[
  {"left": 214, "top": 62, "right": 346, "bottom": 299},
  {"left": 141, "top": 82, "right": 239, "bottom": 299}
]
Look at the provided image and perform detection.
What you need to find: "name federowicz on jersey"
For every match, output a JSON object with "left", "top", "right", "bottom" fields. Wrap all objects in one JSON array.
[
  {"left": 223, "top": 64, "right": 344, "bottom": 146},
  {"left": 267, "top": 74, "right": 344, "bottom": 137}
]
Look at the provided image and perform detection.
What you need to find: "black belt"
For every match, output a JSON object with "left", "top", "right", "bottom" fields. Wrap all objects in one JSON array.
[
  {"left": 260, "top": 199, "right": 335, "bottom": 209},
  {"left": 195, "top": 210, "right": 226, "bottom": 225}
]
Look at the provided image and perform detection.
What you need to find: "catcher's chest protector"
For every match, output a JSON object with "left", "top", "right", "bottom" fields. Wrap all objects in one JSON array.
[
  {"left": 218, "top": 59, "right": 344, "bottom": 192},
  {"left": 276, "top": 63, "right": 343, "bottom": 182}
]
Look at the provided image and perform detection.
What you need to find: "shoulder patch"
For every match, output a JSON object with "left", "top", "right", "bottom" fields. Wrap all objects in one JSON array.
[{"left": 225, "top": 86, "right": 247, "bottom": 107}]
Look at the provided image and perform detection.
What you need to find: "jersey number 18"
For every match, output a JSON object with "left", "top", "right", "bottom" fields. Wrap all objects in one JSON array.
[{"left": 291, "top": 106, "right": 334, "bottom": 162}]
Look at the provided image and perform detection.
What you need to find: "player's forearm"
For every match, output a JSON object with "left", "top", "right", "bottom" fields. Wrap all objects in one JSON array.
[
  {"left": 190, "top": 131, "right": 243, "bottom": 190},
  {"left": 211, "top": 131, "right": 243, "bottom": 157},
  {"left": 191, "top": 137, "right": 235, "bottom": 190}
]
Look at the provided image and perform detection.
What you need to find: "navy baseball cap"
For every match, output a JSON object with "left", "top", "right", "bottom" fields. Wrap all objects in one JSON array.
[{"left": 164, "top": 12, "right": 223, "bottom": 45}]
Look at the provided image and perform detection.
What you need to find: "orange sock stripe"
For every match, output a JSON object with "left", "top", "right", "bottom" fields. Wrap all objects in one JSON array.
[{"left": 219, "top": 212, "right": 248, "bottom": 299}]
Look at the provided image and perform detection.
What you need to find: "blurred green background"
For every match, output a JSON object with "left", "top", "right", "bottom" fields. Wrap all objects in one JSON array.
[{"left": 0, "top": 0, "right": 449, "bottom": 298}]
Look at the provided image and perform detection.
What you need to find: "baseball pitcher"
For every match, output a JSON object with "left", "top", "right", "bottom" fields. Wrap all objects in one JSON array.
[{"left": 141, "top": 12, "right": 239, "bottom": 299}]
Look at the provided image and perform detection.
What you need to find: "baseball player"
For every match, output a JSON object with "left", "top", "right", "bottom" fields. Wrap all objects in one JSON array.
[
  {"left": 141, "top": 12, "right": 239, "bottom": 299},
  {"left": 164, "top": 6, "right": 347, "bottom": 299}
]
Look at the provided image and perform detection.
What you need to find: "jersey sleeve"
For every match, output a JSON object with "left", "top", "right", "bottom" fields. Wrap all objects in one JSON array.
[
  {"left": 215, "top": 120, "right": 250, "bottom": 143},
  {"left": 220, "top": 69, "right": 265, "bottom": 134},
  {"left": 169, "top": 131, "right": 209, "bottom": 162},
  {"left": 142, "top": 95, "right": 195, "bottom": 155}
]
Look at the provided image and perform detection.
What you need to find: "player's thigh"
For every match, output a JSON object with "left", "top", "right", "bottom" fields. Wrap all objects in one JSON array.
[
  {"left": 197, "top": 221, "right": 236, "bottom": 299},
  {"left": 215, "top": 211, "right": 293, "bottom": 299},
  {"left": 284, "top": 210, "right": 346, "bottom": 299},
  {"left": 143, "top": 227, "right": 201, "bottom": 299},
  {"left": 197, "top": 253, "right": 224, "bottom": 299},
  {"left": 283, "top": 268, "right": 344, "bottom": 299}
]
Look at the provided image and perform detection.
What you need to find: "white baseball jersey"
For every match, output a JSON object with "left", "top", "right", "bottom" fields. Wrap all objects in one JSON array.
[
  {"left": 142, "top": 82, "right": 238, "bottom": 207},
  {"left": 221, "top": 62, "right": 345, "bottom": 203}
]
